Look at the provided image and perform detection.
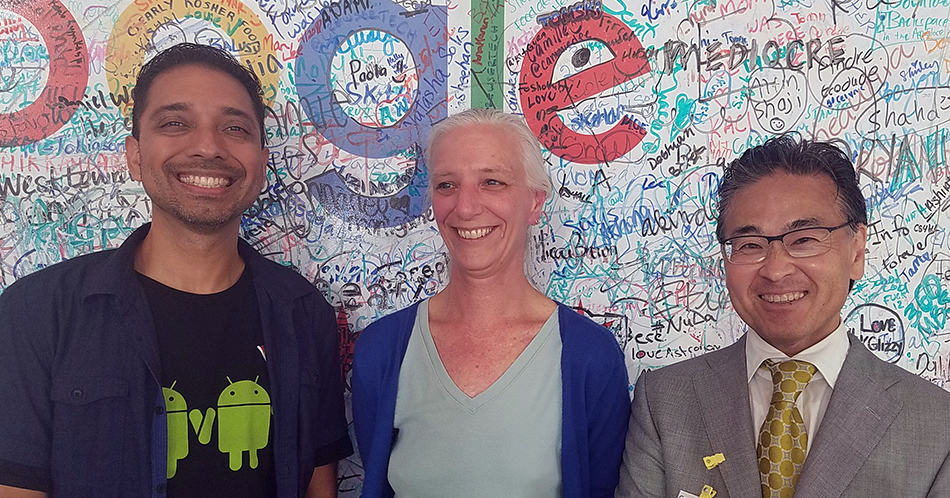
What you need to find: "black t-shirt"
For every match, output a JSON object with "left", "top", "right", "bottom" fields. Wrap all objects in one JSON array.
[{"left": 139, "top": 269, "right": 276, "bottom": 498}]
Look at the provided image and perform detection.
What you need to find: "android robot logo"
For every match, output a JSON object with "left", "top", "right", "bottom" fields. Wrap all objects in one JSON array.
[
  {"left": 166, "top": 377, "right": 272, "bottom": 475},
  {"left": 216, "top": 376, "right": 272, "bottom": 471},
  {"left": 163, "top": 381, "right": 189, "bottom": 479}
]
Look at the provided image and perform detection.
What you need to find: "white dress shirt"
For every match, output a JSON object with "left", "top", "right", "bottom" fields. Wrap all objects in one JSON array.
[{"left": 746, "top": 320, "right": 850, "bottom": 455}]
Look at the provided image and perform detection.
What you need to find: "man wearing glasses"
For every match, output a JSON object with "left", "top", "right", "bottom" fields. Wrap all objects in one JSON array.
[{"left": 616, "top": 136, "right": 950, "bottom": 498}]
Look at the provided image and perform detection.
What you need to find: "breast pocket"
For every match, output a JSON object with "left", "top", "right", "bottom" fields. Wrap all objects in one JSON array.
[{"left": 50, "top": 375, "right": 129, "bottom": 485}]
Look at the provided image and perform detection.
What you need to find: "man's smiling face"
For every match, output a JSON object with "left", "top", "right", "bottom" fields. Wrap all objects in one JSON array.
[
  {"left": 722, "top": 170, "right": 866, "bottom": 356},
  {"left": 125, "top": 64, "right": 268, "bottom": 234}
]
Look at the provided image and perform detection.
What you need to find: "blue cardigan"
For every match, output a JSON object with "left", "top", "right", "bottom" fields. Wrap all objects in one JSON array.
[{"left": 352, "top": 301, "right": 631, "bottom": 497}]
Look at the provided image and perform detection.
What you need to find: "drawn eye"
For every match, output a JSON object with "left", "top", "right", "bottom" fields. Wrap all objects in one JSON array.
[
  {"left": 550, "top": 39, "right": 630, "bottom": 135},
  {"left": 552, "top": 39, "right": 614, "bottom": 83}
]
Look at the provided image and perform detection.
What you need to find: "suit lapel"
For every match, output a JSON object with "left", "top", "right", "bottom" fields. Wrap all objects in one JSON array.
[
  {"left": 694, "top": 336, "right": 763, "bottom": 498},
  {"left": 795, "top": 335, "right": 904, "bottom": 497}
]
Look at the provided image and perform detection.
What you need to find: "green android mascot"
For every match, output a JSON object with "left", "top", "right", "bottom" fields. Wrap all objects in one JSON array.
[
  {"left": 216, "top": 377, "right": 272, "bottom": 471},
  {"left": 163, "top": 382, "right": 189, "bottom": 479}
]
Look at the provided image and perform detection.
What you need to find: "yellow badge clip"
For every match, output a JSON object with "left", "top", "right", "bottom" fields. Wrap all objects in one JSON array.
[
  {"left": 703, "top": 452, "right": 725, "bottom": 470},
  {"left": 699, "top": 484, "right": 717, "bottom": 498}
]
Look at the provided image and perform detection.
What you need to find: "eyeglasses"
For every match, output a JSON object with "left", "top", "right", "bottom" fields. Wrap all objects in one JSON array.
[{"left": 721, "top": 221, "right": 855, "bottom": 264}]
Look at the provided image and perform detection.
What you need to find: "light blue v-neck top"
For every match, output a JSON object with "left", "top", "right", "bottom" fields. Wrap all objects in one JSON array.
[{"left": 388, "top": 300, "right": 563, "bottom": 497}]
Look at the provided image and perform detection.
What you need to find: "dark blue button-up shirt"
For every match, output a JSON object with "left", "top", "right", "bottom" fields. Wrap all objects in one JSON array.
[{"left": 0, "top": 224, "right": 351, "bottom": 497}]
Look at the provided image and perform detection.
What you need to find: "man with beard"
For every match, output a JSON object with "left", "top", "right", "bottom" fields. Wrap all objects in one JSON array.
[{"left": 0, "top": 43, "right": 351, "bottom": 497}]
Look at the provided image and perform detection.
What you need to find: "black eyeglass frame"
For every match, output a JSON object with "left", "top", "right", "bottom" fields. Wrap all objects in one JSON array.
[{"left": 720, "top": 221, "right": 857, "bottom": 264}]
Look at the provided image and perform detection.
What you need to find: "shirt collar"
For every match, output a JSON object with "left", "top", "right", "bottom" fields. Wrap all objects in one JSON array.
[
  {"left": 82, "top": 222, "right": 316, "bottom": 304},
  {"left": 82, "top": 223, "right": 150, "bottom": 300},
  {"left": 745, "top": 320, "right": 850, "bottom": 388}
]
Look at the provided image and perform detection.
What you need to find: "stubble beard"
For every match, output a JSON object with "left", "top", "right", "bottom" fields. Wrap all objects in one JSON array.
[
  {"left": 153, "top": 196, "right": 246, "bottom": 234},
  {"left": 148, "top": 159, "right": 257, "bottom": 234}
]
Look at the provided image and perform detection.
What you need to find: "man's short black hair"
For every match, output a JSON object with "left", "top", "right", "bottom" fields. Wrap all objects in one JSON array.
[
  {"left": 716, "top": 135, "right": 868, "bottom": 242},
  {"left": 130, "top": 43, "right": 266, "bottom": 147}
]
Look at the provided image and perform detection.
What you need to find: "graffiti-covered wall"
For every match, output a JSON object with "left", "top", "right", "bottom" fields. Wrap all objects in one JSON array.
[{"left": 0, "top": 0, "right": 948, "bottom": 492}]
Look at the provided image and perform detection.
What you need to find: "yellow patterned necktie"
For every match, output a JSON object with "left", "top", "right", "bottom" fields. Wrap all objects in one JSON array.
[{"left": 757, "top": 359, "right": 817, "bottom": 498}]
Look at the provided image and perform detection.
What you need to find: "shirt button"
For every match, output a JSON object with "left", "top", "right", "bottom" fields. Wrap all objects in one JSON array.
[
  {"left": 70, "top": 389, "right": 83, "bottom": 400},
  {"left": 155, "top": 406, "right": 165, "bottom": 415}
]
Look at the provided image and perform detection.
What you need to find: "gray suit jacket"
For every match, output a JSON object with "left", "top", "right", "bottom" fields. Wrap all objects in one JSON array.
[{"left": 616, "top": 333, "right": 950, "bottom": 497}]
